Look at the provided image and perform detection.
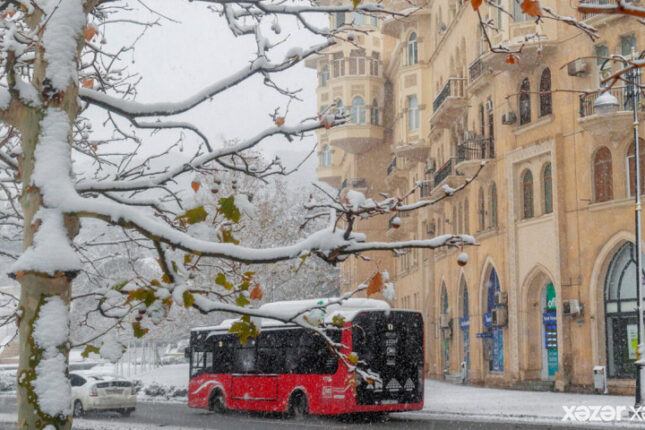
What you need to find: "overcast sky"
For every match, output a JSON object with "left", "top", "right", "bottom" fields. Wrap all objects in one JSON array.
[{"left": 88, "top": 0, "right": 327, "bottom": 185}]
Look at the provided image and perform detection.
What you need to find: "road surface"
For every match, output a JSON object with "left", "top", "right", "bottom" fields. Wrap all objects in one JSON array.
[{"left": 0, "top": 395, "right": 625, "bottom": 429}]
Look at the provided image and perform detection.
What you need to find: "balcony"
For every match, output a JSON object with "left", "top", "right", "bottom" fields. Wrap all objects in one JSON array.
[
  {"left": 578, "top": 87, "right": 644, "bottom": 143},
  {"left": 479, "top": 39, "right": 557, "bottom": 73},
  {"left": 467, "top": 56, "right": 490, "bottom": 94},
  {"left": 580, "top": 0, "right": 624, "bottom": 26},
  {"left": 341, "top": 177, "right": 368, "bottom": 191},
  {"left": 430, "top": 78, "right": 467, "bottom": 129},
  {"left": 385, "top": 157, "right": 409, "bottom": 190},
  {"left": 393, "top": 140, "right": 430, "bottom": 162},
  {"left": 316, "top": 165, "right": 342, "bottom": 188},
  {"left": 326, "top": 124, "right": 384, "bottom": 154},
  {"left": 455, "top": 134, "right": 495, "bottom": 176}
]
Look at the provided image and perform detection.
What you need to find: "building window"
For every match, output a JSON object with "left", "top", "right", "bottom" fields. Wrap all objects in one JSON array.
[
  {"left": 350, "top": 97, "right": 366, "bottom": 124},
  {"left": 320, "top": 65, "right": 330, "bottom": 87},
  {"left": 348, "top": 49, "right": 366, "bottom": 75},
  {"left": 512, "top": 0, "right": 529, "bottom": 21},
  {"left": 594, "top": 146, "right": 613, "bottom": 202},
  {"left": 627, "top": 140, "right": 645, "bottom": 196},
  {"left": 478, "top": 187, "right": 485, "bottom": 231},
  {"left": 321, "top": 145, "right": 332, "bottom": 167},
  {"left": 407, "top": 32, "right": 418, "bottom": 66},
  {"left": 539, "top": 68, "right": 552, "bottom": 117},
  {"left": 479, "top": 103, "right": 485, "bottom": 136},
  {"left": 370, "top": 15, "right": 378, "bottom": 27},
  {"left": 489, "top": 182, "right": 498, "bottom": 228},
  {"left": 458, "top": 202, "right": 463, "bottom": 233},
  {"left": 441, "top": 283, "right": 450, "bottom": 371},
  {"left": 370, "top": 52, "right": 380, "bottom": 76},
  {"left": 522, "top": 169, "right": 534, "bottom": 219},
  {"left": 605, "top": 242, "right": 644, "bottom": 378},
  {"left": 452, "top": 206, "right": 457, "bottom": 234},
  {"left": 350, "top": 11, "right": 365, "bottom": 25},
  {"left": 370, "top": 99, "right": 379, "bottom": 125},
  {"left": 621, "top": 34, "right": 637, "bottom": 56},
  {"left": 335, "top": 12, "right": 345, "bottom": 29},
  {"left": 543, "top": 162, "right": 553, "bottom": 214},
  {"left": 408, "top": 95, "right": 419, "bottom": 130},
  {"left": 519, "top": 78, "right": 531, "bottom": 126},
  {"left": 332, "top": 52, "right": 344, "bottom": 78},
  {"left": 595, "top": 44, "right": 610, "bottom": 87}
]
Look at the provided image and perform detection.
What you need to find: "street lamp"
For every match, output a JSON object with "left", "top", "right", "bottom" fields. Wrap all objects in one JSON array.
[{"left": 595, "top": 49, "right": 645, "bottom": 410}]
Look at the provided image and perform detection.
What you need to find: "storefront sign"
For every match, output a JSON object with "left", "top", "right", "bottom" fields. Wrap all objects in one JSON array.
[
  {"left": 483, "top": 312, "right": 492, "bottom": 327},
  {"left": 460, "top": 317, "right": 470, "bottom": 330},
  {"left": 543, "top": 311, "right": 557, "bottom": 325},
  {"left": 476, "top": 332, "right": 492, "bottom": 339}
]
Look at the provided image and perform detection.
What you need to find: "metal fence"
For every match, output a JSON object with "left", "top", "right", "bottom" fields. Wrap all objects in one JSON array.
[{"left": 433, "top": 78, "right": 466, "bottom": 113}]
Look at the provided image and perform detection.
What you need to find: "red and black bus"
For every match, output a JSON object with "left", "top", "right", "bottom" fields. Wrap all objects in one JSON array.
[{"left": 187, "top": 299, "right": 424, "bottom": 416}]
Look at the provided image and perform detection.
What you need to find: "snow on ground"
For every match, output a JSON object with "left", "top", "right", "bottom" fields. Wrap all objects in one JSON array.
[{"left": 406, "top": 379, "right": 641, "bottom": 428}]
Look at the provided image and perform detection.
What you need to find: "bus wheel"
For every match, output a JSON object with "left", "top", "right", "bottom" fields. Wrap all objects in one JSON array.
[
  {"left": 209, "top": 390, "right": 226, "bottom": 414},
  {"left": 288, "top": 392, "right": 308, "bottom": 419}
]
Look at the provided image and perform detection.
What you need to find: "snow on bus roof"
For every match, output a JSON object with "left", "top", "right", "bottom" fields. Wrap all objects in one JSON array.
[{"left": 191, "top": 298, "right": 390, "bottom": 333}]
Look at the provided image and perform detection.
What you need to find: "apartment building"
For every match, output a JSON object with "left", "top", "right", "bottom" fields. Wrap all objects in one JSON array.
[{"left": 306, "top": 1, "right": 645, "bottom": 394}]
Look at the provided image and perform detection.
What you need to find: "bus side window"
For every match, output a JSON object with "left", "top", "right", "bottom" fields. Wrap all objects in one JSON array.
[
  {"left": 257, "top": 332, "right": 285, "bottom": 373},
  {"left": 232, "top": 338, "right": 257, "bottom": 373},
  {"left": 213, "top": 337, "right": 232, "bottom": 374}
]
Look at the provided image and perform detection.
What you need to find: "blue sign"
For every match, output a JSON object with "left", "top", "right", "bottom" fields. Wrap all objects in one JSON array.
[
  {"left": 460, "top": 317, "right": 470, "bottom": 330},
  {"left": 476, "top": 332, "right": 493, "bottom": 339},
  {"left": 543, "top": 311, "right": 557, "bottom": 325},
  {"left": 483, "top": 312, "right": 492, "bottom": 327}
]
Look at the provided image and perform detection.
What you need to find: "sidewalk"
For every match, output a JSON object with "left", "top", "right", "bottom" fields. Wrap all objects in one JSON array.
[{"left": 402, "top": 379, "right": 643, "bottom": 428}]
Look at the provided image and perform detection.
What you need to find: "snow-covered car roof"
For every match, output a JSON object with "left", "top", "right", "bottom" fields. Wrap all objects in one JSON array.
[
  {"left": 70, "top": 371, "right": 131, "bottom": 382},
  {"left": 192, "top": 298, "right": 391, "bottom": 333}
]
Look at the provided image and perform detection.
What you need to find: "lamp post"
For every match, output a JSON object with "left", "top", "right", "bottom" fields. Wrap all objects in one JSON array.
[{"left": 595, "top": 48, "right": 645, "bottom": 409}]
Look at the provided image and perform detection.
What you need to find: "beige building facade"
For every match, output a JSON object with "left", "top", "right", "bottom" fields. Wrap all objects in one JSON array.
[{"left": 307, "top": 1, "right": 645, "bottom": 394}]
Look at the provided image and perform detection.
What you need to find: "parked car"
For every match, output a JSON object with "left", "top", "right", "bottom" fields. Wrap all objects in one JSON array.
[{"left": 69, "top": 372, "right": 136, "bottom": 417}]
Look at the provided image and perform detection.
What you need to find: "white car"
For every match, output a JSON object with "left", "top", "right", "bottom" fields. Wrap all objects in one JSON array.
[{"left": 69, "top": 372, "right": 136, "bottom": 417}]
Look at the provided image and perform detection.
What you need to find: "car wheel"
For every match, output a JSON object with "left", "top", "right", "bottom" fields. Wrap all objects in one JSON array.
[
  {"left": 288, "top": 392, "right": 308, "bottom": 419},
  {"left": 73, "top": 400, "right": 84, "bottom": 418},
  {"left": 210, "top": 390, "right": 226, "bottom": 414},
  {"left": 119, "top": 408, "right": 134, "bottom": 417}
]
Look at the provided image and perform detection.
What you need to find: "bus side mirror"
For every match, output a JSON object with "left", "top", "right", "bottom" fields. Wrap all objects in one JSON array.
[{"left": 184, "top": 347, "right": 191, "bottom": 359}]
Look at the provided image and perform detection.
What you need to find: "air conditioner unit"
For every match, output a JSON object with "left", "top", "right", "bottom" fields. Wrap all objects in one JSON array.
[
  {"left": 567, "top": 59, "right": 588, "bottom": 77},
  {"left": 439, "top": 313, "right": 451, "bottom": 328},
  {"left": 492, "top": 307, "right": 508, "bottom": 327},
  {"left": 501, "top": 111, "right": 517, "bottom": 125},
  {"left": 494, "top": 291, "right": 508, "bottom": 306},
  {"left": 563, "top": 299, "right": 583, "bottom": 316}
]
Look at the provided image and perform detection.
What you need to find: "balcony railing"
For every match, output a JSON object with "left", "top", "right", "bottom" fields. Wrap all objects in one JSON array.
[
  {"left": 433, "top": 78, "right": 466, "bottom": 113},
  {"left": 341, "top": 177, "right": 368, "bottom": 189},
  {"left": 579, "top": 87, "right": 631, "bottom": 117},
  {"left": 434, "top": 158, "right": 457, "bottom": 186},
  {"left": 469, "top": 57, "right": 485, "bottom": 84},
  {"left": 580, "top": 0, "right": 617, "bottom": 20},
  {"left": 457, "top": 134, "right": 495, "bottom": 160},
  {"left": 419, "top": 180, "right": 433, "bottom": 198}
]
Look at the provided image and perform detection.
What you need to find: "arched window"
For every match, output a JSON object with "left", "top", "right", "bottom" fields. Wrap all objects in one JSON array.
[
  {"left": 464, "top": 198, "right": 470, "bottom": 234},
  {"left": 543, "top": 163, "right": 553, "bottom": 214},
  {"left": 519, "top": 78, "right": 531, "bottom": 125},
  {"left": 594, "top": 147, "right": 613, "bottom": 202},
  {"left": 605, "top": 242, "right": 644, "bottom": 378},
  {"left": 350, "top": 97, "right": 366, "bottom": 124},
  {"left": 408, "top": 95, "right": 419, "bottom": 130},
  {"left": 522, "top": 170, "right": 534, "bottom": 219},
  {"left": 320, "top": 65, "right": 330, "bottom": 87},
  {"left": 370, "top": 99, "right": 379, "bottom": 125},
  {"left": 539, "top": 68, "right": 552, "bottom": 117},
  {"left": 321, "top": 145, "right": 332, "bottom": 167},
  {"left": 489, "top": 182, "right": 498, "bottom": 228},
  {"left": 478, "top": 188, "right": 485, "bottom": 231},
  {"left": 407, "top": 32, "right": 418, "bottom": 66},
  {"left": 626, "top": 140, "right": 645, "bottom": 196}
]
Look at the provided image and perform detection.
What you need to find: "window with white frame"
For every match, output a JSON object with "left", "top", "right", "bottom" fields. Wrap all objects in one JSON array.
[
  {"left": 407, "top": 32, "right": 418, "bottom": 65},
  {"left": 321, "top": 145, "right": 332, "bottom": 167},
  {"left": 408, "top": 95, "right": 420, "bottom": 130},
  {"left": 351, "top": 97, "right": 366, "bottom": 124},
  {"left": 320, "top": 65, "right": 330, "bottom": 87}
]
